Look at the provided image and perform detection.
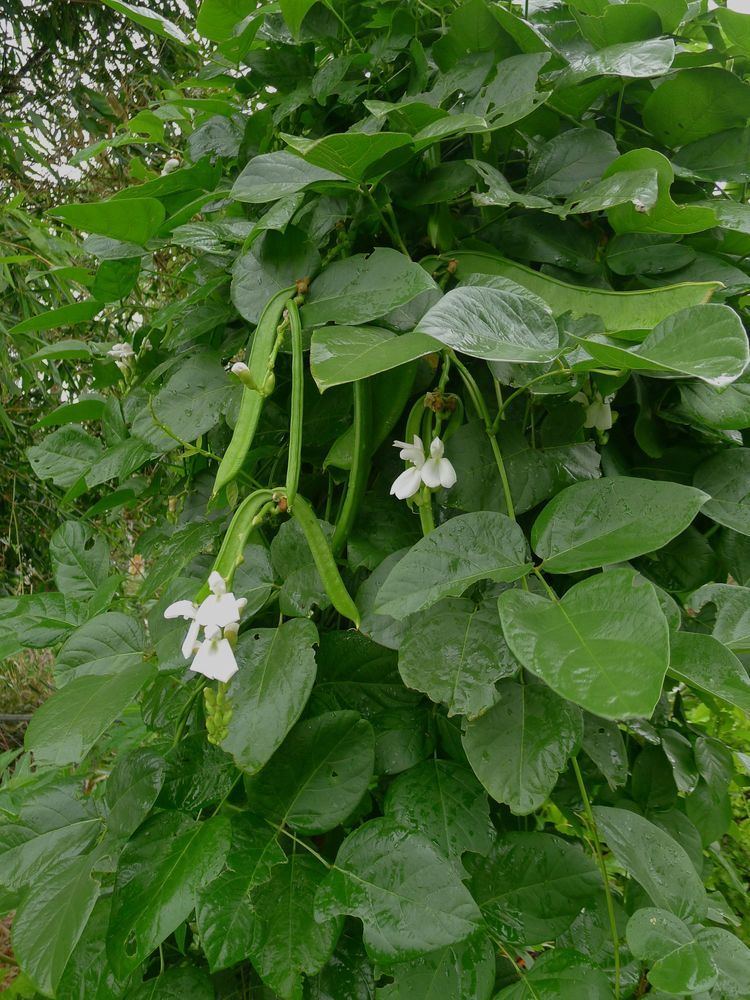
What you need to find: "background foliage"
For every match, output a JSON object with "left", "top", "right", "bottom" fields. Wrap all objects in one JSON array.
[{"left": 2, "top": 0, "right": 750, "bottom": 998}]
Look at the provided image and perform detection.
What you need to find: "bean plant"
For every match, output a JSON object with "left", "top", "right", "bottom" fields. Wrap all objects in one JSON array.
[{"left": 4, "top": 0, "right": 750, "bottom": 997}]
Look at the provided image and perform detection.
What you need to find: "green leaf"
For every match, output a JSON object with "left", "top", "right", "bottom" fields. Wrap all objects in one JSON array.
[
  {"left": 687, "top": 583, "right": 750, "bottom": 652},
  {"left": 695, "top": 927, "right": 750, "bottom": 999},
  {"left": 33, "top": 397, "right": 105, "bottom": 430},
  {"left": 592, "top": 806, "right": 707, "bottom": 920},
  {"left": 249, "top": 852, "right": 342, "bottom": 1000},
  {"left": 221, "top": 619, "right": 318, "bottom": 774},
  {"left": 415, "top": 280, "right": 559, "bottom": 363},
  {"left": 626, "top": 908, "right": 717, "bottom": 995},
  {"left": 101, "top": 0, "right": 192, "bottom": 44},
  {"left": 463, "top": 680, "right": 582, "bottom": 815},
  {"left": 56, "top": 897, "right": 130, "bottom": 1000},
  {"left": 574, "top": 304, "right": 749, "bottom": 388},
  {"left": 422, "top": 250, "right": 720, "bottom": 333},
  {"left": 384, "top": 759, "right": 493, "bottom": 867},
  {"left": 148, "top": 353, "right": 233, "bottom": 448},
  {"left": 24, "top": 660, "right": 155, "bottom": 766},
  {"left": 499, "top": 569, "right": 669, "bottom": 719},
  {"left": 304, "top": 927, "right": 374, "bottom": 1000},
  {"left": 494, "top": 948, "right": 614, "bottom": 999},
  {"left": 398, "top": 597, "right": 518, "bottom": 719},
  {"left": 467, "top": 833, "right": 601, "bottom": 945},
  {"left": 310, "top": 327, "right": 441, "bottom": 392},
  {"left": 668, "top": 631, "right": 750, "bottom": 713},
  {"left": 231, "top": 227, "right": 320, "bottom": 324},
  {"left": 231, "top": 150, "right": 346, "bottom": 203},
  {"left": 12, "top": 853, "right": 101, "bottom": 996},
  {"left": 315, "top": 818, "right": 482, "bottom": 963},
  {"left": 377, "top": 936, "right": 495, "bottom": 1000},
  {"left": 643, "top": 67, "right": 750, "bottom": 147},
  {"left": 673, "top": 127, "right": 750, "bottom": 182},
  {"left": 532, "top": 477, "right": 708, "bottom": 573},
  {"left": 558, "top": 36, "right": 675, "bottom": 86},
  {"left": 128, "top": 966, "right": 215, "bottom": 999},
  {"left": 280, "top": 0, "right": 320, "bottom": 36},
  {"left": 281, "top": 132, "right": 414, "bottom": 182},
  {"left": 375, "top": 512, "right": 532, "bottom": 620},
  {"left": 10, "top": 301, "right": 103, "bottom": 337},
  {"left": 694, "top": 448, "right": 750, "bottom": 535},
  {"left": 49, "top": 198, "right": 165, "bottom": 245},
  {"left": 527, "top": 128, "right": 619, "bottom": 197},
  {"left": 582, "top": 714, "right": 628, "bottom": 789},
  {"left": 108, "top": 812, "right": 231, "bottom": 977},
  {"left": 244, "top": 710, "right": 375, "bottom": 833},
  {"left": 49, "top": 521, "right": 110, "bottom": 598},
  {"left": 55, "top": 612, "right": 145, "bottom": 682},
  {"left": 195, "top": 814, "right": 287, "bottom": 972},
  {"left": 301, "top": 249, "right": 438, "bottom": 327},
  {"left": 28, "top": 425, "right": 104, "bottom": 488},
  {"left": 105, "top": 748, "right": 166, "bottom": 839}
]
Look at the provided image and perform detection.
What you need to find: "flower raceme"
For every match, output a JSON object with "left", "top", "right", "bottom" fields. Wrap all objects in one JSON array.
[
  {"left": 107, "top": 342, "right": 135, "bottom": 373},
  {"left": 163, "top": 570, "right": 246, "bottom": 682},
  {"left": 390, "top": 435, "right": 457, "bottom": 500}
]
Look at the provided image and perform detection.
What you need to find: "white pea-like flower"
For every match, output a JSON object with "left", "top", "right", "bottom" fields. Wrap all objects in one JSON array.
[
  {"left": 573, "top": 390, "right": 615, "bottom": 431},
  {"left": 164, "top": 571, "right": 246, "bottom": 680},
  {"left": 107, "top": 342, "right": 135, "bottom": 373},
  {"left": 390, "top": 434, "right": 457, "bottom": 500}
]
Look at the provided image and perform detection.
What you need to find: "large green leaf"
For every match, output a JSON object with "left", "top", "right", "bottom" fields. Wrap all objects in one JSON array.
[
  {"left": 108, "top": 812, "right": 231, "bottom": 977},
  {"left": 643, "top": 67, "right": 750, "bottom": 147},
  {"left": 248, "top": 852, "right": 343, "bottom": 1000},
  {"left": 384, "top": 759, "right": 493, "bottom": 867},
  {"left": 147, "top": 353, "right": 234, "bottom": 448},
  {"left": 375, "top": 512, "right": 531, "bottom": 619},
  {"left": 9, "top": 301, "right": 103, "bottom": 336},
  {"left": 24, "top": 660, "right": 155, "bottom": 766},
  {"left": 694, "top": 448, "right": 750, "bottom": 535},
  {"left": 414, "top": 281, "right": 559, "bottom": 363},
  {"left": 398, "top": 596, "right": 518, "bottom": 718},
  {"left": 232, "top": 150, "right": 346, "bottom": 202},
  {"left": 195, "top": 814, "right": 287, "bottom": 972},
  {"left": 467, "top": 833, "right": 601, "bottom": 945},
  {"left": 221, "top": 619, "right": 318, "bottom": 774},
  {"left": 49, "top": 198, "right": 165, "bottom": 245},
  {"left": 55, "top": 612, "right": 145, "bottom": 682},
  {"left": 105, "top": 748, "right": 166, "bottom": 839},
  {"left": 419, "top": 251, "right": 720, "bottom": 333},
  {"left": 55, "top": 897, "right": 130, "bottom": 1000},
  {"left": 49, "top": 521, "right": 110, "bottom": 598},
  {"left": 301, "top": 249, "right": 438, "bottom": 327},
  {"left": 101, "top": 0, "right": 192, "bottom": 44},
  {"left": 462, "top": 680, "right": 582, "bottom": 814},
  {"left": 244, "top": 710, "right": 375, "bottom": 833},
  {"left": 12, "top": 852, "right": 101, "bottom": 996},
  {"left": 27, "top": 425, "right": 104, "bottom": 488},
  {"left": 668, "top": 631, "right": 750, "bottom": 713},
  {"left": 626, "top": 908, "right": 717, "bottom": 995},
  {"left": 687, "top": 583, "right": 750, "bottom": 652},
  {"left": 527, "top": 128, "right": 620, "bottom": 197},
  {"left": 674, "top": 127, "right": 750, "bottom": 182},
  {"left": 315, "top": 818, "right": 482, "bottom": 963},
  {"left": 532, "top": 477, "right": 708, "bottom": 573},
  {"left": 310, "top": 326, "right": 441, "bottom": 392},
  {"left": 282, "top": 132, "right": 414, "bottom": 182},
  {"left": 279, "top": 0, "right": 318, "bottom": 35},
  {"left": 574, "top": 304, "right": 749, "bottom": 388},
  {"left": 377, "top": 936, "right": 495, "bottom": 1000},
  {"left": 696, "top": 927, "right": 750, "bottom": 999},
  {"left": 231, "top": 227, "right": 320, "bottom": 324},
  {"left": 494, "top": 948, "right": 614, "bottom": 999},
  {"left": 592, "top": 806, "right": 707, "bottom": 920},
  {"left": 499, "top": 569, "right": 669, "bottom": 718}
]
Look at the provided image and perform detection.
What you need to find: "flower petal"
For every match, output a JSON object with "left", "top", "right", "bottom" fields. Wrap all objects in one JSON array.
[
  {"left": 164, "top": 600, "right": 197, "bottom": 621},
  {"left": 420, "top": 457, "right": 442, "bottom": 488},
  {"left": 390, "top": 466, "right": 422, "bottom": 500},
  {"left": 181, "top": 619, "right": 201, "bottom": 660},
  {"left": 208, "top": 571, "right": 227, "bottom": 596},
  {"left": 429, "top": 436, "right": 444, "bottom": 460},
  {"left": 439, "top": 457, "right": 457, "bottom": 489},
  {"left": 190, "top": 637, "right": 238, "bottom": 682},
  {"left": 196, "top": 592, "right": 245, "bottom": 628}
]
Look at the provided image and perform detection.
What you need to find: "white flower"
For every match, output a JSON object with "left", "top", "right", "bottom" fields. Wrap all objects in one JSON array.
[
  {"left": 391, "top": 434, "right": 426, "bottom": 499},
  {"left": 390, "top": 434, "right": 457, "bottom": 500},
  {"left": 164, "top": 571, "right": 247, "bottom": 677},
  {"left": 190, "top": 625, "right": 238, "bottom": 682},
  {"left": 107, "top": 342, "right": 135, "bottom": 373},
  {"left": 420, "top": 436, "right": 457, "bottom": 490},
  {"left": 161, "top": 157, "right": 180, "bottom": 175},
  {"left": 573, "top": 390, "right": 614, "bottom": 431}
]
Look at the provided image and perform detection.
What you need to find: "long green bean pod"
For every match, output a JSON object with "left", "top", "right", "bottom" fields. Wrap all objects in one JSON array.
[
  {"left": 291, "top": 494, "right": 360, "bottom": 627},
  {"left": 284, "top": 297, "right": 304, "bottom": 509},
  {"left": 331, "top": 379, "right": 372, "bottom": 556},
  {"left": 197, "top": 488, "right": 275, "bottom": 598},
  {"left": 212, "top": 286, "right": 294, "bottom": 498}
]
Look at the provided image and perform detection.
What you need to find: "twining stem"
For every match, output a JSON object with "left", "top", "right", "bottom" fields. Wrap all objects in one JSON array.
[
  {"left": 451, "top": 353, "right": 516, "bottom": 521},
  {"left": 571, "top": 756, "right": 622, "bottom": 999}
]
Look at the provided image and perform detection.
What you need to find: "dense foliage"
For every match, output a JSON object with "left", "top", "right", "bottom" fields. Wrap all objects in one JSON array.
[{"left": 3, "top": 0, "right": 750, "bottom": 997}]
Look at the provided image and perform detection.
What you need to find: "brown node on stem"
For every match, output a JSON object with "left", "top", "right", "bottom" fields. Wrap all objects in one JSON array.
[{"left": 295, "top": 277, "right": 310, "bottom": 296}]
